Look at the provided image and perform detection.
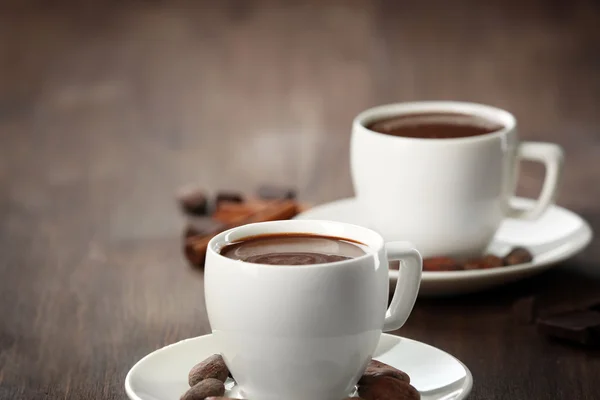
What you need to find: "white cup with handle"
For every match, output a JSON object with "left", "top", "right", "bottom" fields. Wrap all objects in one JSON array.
[
  {"left": 205, "top": 219, "right": 422, "bottom": 400},
  {"left": 351, "top": 101, "right": 564, "bottom": 258}
]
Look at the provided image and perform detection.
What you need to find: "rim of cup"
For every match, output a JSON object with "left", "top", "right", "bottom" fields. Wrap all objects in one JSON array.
[
  {"left": 353, "top": 100, "right": 517, "bottom": 144},
  {"left": 207, "top": 219, "right": 385, "bottom": 269}
]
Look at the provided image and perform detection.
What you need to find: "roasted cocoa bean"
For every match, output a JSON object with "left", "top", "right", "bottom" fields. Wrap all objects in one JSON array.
[
  {"left": 359, "top": 359, "right": 410, "bottom": 385},
  {"left": 503, "top": 247, "right": 533, "bottom": 265},
  {"left": 177, "top": 186, "right": 211, "bottom": 216},
  {"left": 358, "top": 376, "right": 420, "bottom": 400},
  {"left": 188, "top": 354, "right": 230, "bottom": 386},
  {"left": 181, "top": 378, "right": 225, "bottom": 400},
  {"left": 423, "top": 257, "right": 462, "bottom": 271},
  {"left": 482, "top": 255, "right": 503, "bottom": 268},
  {"left": 205, "top": 398, "right": 239, "bottom": 400},
  {"left": 464, "top": 254, "right": 503, "bottom": 270}
]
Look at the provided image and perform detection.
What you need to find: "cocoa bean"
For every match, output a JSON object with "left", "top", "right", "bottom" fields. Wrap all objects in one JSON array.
[
  {"left": 359, "top": 359, "right": 410, "bottom": 385},
  {"left": 188, "top": 354, "right": 230, "bottom": 386},
  {"left": 464, "top": 254, "right": 503, "bottom": 270},
  {"left": 358, "top": 376, "right": 420, "bottom": 400},
  {"left": 503, "top": 247, "right": 533, "bottom": 266},
  {"left": 181, "top": 378, "right": 225, "bottom": 400},
  {"left": 423, "top": 257, "right": 462, "bottom": 271},
  {"left": 205, "top": 398, "right": 238, "bottom": 400},
  {"left": 177, "top": 186, "right": 211, "bottom": 216}
]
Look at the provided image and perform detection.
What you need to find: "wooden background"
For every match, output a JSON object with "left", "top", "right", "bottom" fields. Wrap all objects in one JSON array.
[{"left": 1, "top": 0, "right": 599, "bottom": 399}]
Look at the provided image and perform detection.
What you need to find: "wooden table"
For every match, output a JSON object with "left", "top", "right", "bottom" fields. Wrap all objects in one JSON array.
[{"left": 1, "top": 1, "right": 599, "bottom": 399}]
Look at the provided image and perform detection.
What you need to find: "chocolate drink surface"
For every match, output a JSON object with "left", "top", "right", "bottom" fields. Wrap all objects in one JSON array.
[
  {"left": 367, "top": 112, "right": 504, "bottom": 139},
  {"left": 220, "top": 233, "right": 367, "bottom": 265}
]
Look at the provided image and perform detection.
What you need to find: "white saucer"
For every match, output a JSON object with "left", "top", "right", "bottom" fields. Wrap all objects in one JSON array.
[
  {"left": 125, "top": 333, "right": 472, "bottom": 400},
  {"left": 295, "top": 197, "right": 593, "bottom": 297}
]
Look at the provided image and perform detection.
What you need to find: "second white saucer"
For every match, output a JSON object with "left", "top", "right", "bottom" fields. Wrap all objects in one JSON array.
[{"left": 295, "top": 197, "right": 592, "bottom": 296}]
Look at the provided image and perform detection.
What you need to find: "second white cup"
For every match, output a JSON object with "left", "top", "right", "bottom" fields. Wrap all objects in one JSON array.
[{"left": 351, "top": 101, "right": 564, "bottom": 258}]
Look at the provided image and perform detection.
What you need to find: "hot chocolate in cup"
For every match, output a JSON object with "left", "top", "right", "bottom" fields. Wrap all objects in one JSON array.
[
  {"left": 351, "top": 101, "right": 564, "bottom": 258},
  {"left": 204, "top": 219, "right": 422, "bottom": 400}
]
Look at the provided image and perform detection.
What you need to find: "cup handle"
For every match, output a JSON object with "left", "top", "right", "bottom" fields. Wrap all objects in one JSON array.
[
  {"left": 509, "top": 142, "right": 564, "bottom": 220},
  {"left": 383, "top": 242, "right": 422, "bottom": 332}
]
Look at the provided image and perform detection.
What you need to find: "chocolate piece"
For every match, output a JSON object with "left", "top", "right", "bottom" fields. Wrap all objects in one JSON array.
[
  {"left": 183, "top": 201, "right": 300, "bottom": 268},
  {"left": 216, "top": 191, "right": 244, "bottom": 205},
  {"left": 537, "top": 310, "right": 600, "bottom": 346},
  {"left": 185, "top": 236, "right": 211, "bottom": 267},
  {"left": 590, "top": 301, "right": 600, "bottom": 312},
  {"left": 188, "top": 354, "right": 230, "bottom": 386},
  {"left": 212, "top": 200, "right": 269, "bottom": 224},
  {"left": 359, "top": 359, "right": 410, "bottom": 385},
  {"left": 423, "top": 257, "right": 462, "bottom": 272},
  {"left": 241, "top": 200, "right": 299, "bottom": 223},
  {"left": 512, "top": 296, "right": 539, "bottom": 324},
  {"left": 177, "top": 186, "right": 210, "bottom": 216},
  {"left": 358, "top": 376, "right": 420, "bottom": 400},
  {"left": 257, "top": 185, "right": 296, "bottom": 200},
  {"left": 181, "top": 378, "right": 225, "bottom": 400},
  {"left": 503, "top": 247, "right": 533, "bottom": 266}
]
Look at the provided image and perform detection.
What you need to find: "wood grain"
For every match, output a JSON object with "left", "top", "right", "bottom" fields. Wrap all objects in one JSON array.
[{"left": 1, "top": 0, "right": 599, "bottom": 399}]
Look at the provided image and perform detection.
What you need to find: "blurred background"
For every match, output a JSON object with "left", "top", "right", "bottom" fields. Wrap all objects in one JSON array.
[
  {"left": 2, "top": 0, "right": 599, "bottom": 242},
  {"left": 1, "top": 0, "right": 600, "bottom": 398}
]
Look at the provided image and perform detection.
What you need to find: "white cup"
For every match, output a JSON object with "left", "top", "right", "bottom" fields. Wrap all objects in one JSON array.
[
  {"left": 205, "top": 220, "right": 422, "bottom": 400},
  {"left": 351, "top": 101, "right": 564, "bottom": 258}
]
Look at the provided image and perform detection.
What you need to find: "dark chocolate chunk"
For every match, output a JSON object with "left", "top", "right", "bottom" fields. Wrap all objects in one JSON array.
[
  {"left": 216, "top": 191, "right": 244, "bottom": 204},
  {"left": 184, "top": 236, "right": 210, "bottom": 267},
  {"left": 257, "top": 185, "right": 296, "bottom": 200},
  {"left": 177, "top": 186, "right": 210, "bottom": 216},
  {"left": 512, "top": 296, "right": 539, "bottom": 324},
  {"left": 590, "top": 301, "right": 600, "bottom": 312},
  {"left": 186, "top": 217, "right": 227, "bottom": 238},
  {"left": 212, "top": 201, "right": 266, "bottom": 224},
  {"left": 537, "top": 310, "right": 600, "bottom": 346},
  {"left": 183, "top": 201, "right": 299, "bottom": 268},
  {"left": 503, "top": 247, "right": 534, "bottom": 266}
]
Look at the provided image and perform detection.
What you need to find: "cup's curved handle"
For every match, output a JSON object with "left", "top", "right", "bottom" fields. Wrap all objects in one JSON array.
[
  {"left": 383, "top": 242, "right": 422, "bottom": 332},
  {"left": 509, "top": 142, "right": 564, "bottom": 220}
]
